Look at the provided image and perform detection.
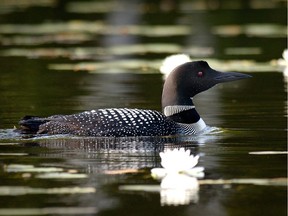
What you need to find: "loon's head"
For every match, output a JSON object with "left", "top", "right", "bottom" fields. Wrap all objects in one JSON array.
[{"left": 162, "top": 61, "right": 251, "bottom": 109}]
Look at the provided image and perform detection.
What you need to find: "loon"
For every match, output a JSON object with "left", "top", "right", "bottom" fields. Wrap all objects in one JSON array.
[{"left": 19, "top": 61, "right": 251, "bottom": 137}]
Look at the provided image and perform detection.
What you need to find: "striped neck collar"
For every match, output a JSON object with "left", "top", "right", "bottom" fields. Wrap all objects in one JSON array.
[{"left": 163, "top": 105, "right": 195, "bottom": 117}]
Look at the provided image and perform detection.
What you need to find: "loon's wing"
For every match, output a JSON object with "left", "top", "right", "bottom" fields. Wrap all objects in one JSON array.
[
  {"left": 19, "top": 108, "right": 177, "bottom": 137},
  {"left": 59, "top": 108, "right": 178, "bottom": 136}
]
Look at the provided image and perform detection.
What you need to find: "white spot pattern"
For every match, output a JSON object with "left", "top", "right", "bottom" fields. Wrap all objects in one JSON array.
[
  {"left": 39, "top": 108, "right": 178, "bottom": 137},
  {"left": 34, "top": 108, "right": 207, "bottom": 137}
]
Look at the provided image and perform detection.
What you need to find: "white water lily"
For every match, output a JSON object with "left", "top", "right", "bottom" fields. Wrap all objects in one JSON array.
[
  {"left": 160, "top": 174, "right": 199, "bottom": 205},
  {"left": 151, "top": 148, "right": 205, "bottom": 179},
  {"left": 160, "top": 54, "right": 191, "bottom": 77},
  {"left": 150, "top": 148, "right": 203, "bottom": 206}
]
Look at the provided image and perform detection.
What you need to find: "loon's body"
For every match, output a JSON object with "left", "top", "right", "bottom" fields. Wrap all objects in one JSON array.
[
  {"left": 19, "top": 61, "right": 251, "bottom": 137},
  {"left": 20, "top": 108, "right": 205, "bottom": 137}
]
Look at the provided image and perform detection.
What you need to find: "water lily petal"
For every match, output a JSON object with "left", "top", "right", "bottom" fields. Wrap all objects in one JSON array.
[
  {"left": 155, "top": 148, "right": 204, "bottom": 178},
  {"left": 184, "top": 167, "right": 205, "bottom": 178},
  {"left": 159, "top": 148, "right": 201, "bottom": 172},
  {"left": 187, "top": 155, "right": 200, "bottom": 169},
  {"left": 151, "top": 168, "right": 167, "bottom": 179}
]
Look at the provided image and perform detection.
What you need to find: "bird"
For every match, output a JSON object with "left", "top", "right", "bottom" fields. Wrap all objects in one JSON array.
[{"left": 19, "top": 61, "right": 251, "bottom": 137}]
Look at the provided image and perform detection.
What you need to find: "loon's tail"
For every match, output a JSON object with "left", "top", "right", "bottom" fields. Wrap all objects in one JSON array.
[{"left": 18, "top": 116, "right": 49, "bottom": 134}]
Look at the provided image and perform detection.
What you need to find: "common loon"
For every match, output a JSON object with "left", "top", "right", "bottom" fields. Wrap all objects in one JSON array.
[{"left": 19, "top": 61, "right": 251, "bottom": 137}]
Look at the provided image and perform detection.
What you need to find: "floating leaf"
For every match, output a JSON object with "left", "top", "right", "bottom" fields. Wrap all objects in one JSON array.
[
  {"left": 249, "top": 151, "right": 288, "bottom": 155},
  {"left": 0, "top": 207, "right": 98, "bottom": 215},
  {"left": 49, "top": 59, "right": 162, "bottom": 73},
  {"left": 212, "top": 24, "right": 287, "bottom": 37},
  {"left": 0, "top": 186, "right": 95, "bottom": 196},
  {"left": 0, "top": 0, "right": 55, "bottom": 14},
  {"left": 245, "top": 24, "right": 287, "bottom": 37},
  {"left": 119, "top": 185, "right": 161, "bottom": 192},
  {"left": 0, "top": 22, "right": 191, "bottom": 37},
  {"left": 36, "top": 172, "right": 87, "bottom": 179},
  {"left": 1, "top": 43, "right": 181, "bottom": 59},
  {"left": 212, "top": 25, "right": 242, "bottom": 36},
  {"left": 0, "top": 153, "right": 28, "bottom": 156},
  {"left": 199, "top": 178, "right": 287, "bottom": 186},
  {"left": 0, "top": 33, "right": 93, "bottom": 46},
  {"left": 5, "top": 164, "right": 63, "bottom": 173},
  {"left": 0, "top": 143, "right": 19, "bottom": 146},
  {"left": 225, "top": 47, "right": 262, "bottom": 55},
  {"left": 104, "top": 169, "right": 142, "bottom": 175},
  {"left": 67, "top": 1, "right": 119, "bottom": 13}
]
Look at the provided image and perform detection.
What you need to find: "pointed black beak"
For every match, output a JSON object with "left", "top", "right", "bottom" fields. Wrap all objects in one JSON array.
[{"left": 214, "top": 71, "right": 252, "bottom": 83}]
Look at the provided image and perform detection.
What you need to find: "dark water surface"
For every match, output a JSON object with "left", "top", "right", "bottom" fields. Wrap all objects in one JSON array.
[{"left": 0, "top": 1, "right": 287, "bottom": 215}]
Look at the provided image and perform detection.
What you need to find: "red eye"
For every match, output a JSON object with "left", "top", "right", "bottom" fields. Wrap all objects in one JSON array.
[{"left": 197, "top": 71, "right": 203, "bottom": 77}]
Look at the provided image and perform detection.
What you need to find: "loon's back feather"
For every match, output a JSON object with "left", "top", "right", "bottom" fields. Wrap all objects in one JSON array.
[{"left": 19, "top": 108, "right": 178, "bottom": 137}]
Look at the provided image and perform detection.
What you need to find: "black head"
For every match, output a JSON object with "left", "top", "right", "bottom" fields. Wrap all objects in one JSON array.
[{"left": 162, "top": 61, "right": 251, "bottom": 108}]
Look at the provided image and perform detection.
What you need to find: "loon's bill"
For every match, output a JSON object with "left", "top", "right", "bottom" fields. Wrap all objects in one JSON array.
[{"left": 18, "top": 61, "right": 251, "bottom": 137}]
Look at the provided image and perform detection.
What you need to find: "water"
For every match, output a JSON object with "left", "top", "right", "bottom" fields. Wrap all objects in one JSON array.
[{"left": 0, "top": 0, "right": 287, "bottom": 215}]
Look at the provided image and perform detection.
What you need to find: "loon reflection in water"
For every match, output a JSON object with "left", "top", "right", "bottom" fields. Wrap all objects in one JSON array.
[{"left": 19, "top": 61, "right": 251, "bottom": 137}]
